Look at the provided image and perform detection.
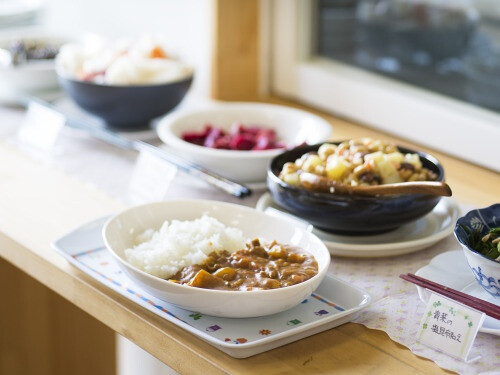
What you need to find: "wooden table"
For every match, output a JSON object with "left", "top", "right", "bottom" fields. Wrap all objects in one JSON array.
[{"left": 0, "top": 100, "right": 498, "bottom": 375}]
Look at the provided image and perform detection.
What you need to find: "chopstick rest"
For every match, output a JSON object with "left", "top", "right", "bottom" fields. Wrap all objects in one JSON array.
[{"left": 401, "top": 273, "right": 495, "bottom": 363}]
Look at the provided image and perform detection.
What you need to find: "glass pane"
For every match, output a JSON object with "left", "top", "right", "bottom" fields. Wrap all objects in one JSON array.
[{"left": 317, "top": 0, "right": 500, "bottom": 113}]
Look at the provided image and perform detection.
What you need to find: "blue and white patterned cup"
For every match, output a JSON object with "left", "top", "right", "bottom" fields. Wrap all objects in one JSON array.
[{"left": 454, "top": 204, "right": 500, "bottom": 298}]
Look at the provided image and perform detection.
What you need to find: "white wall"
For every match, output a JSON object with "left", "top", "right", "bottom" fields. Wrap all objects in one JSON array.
[{"left": 40, "top": 0, "right": 214, "bottom": 96}]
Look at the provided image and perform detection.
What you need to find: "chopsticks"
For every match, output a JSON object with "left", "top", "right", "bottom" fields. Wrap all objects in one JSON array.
[
  {"left": 400, "top": 273, "right": 500, "bottom": 320},
  {"left": 26, "top": 98, "right": 252, "bottom": 198}
]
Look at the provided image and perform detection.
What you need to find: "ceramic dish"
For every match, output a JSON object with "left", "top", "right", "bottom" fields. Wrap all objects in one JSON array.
[
  {"left": 55, "top": 36, "right": 194, "bottom": 129},
  {"left": 57, "top": 73, "right": 192, "bottom": 129},
  {"left": 257, "top": 193, "right": 459, "bottom": 258},
  {"left": 156, "top": 103, "right": 332, "bottom": 183},
  {"left": 0, "top": 31, "right": 66, "bottom": 100},
  {"left": 415, "top": 250, "right": 499, "bottom": 336},
  {"left": 267, "top": 142, "right": 446, "bottom": 235},
  {"left": 102, "top": 199, "right": 331, "bottom": 318},
  {"left": 52, "top": 216, "right": 370, "bottom": 358},
  {"left": 454, "top": 204, "right": 500, "bottom": 298}
]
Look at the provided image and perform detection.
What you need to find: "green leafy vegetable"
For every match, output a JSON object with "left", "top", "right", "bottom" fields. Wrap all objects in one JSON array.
[{"left": 462, "top": 225, "right": 500, "bottom": 261}]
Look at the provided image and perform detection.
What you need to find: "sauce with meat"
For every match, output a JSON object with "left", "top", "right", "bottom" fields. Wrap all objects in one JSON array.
[{"left": 169, "top": 238, "right": 318, "bottom": 291}]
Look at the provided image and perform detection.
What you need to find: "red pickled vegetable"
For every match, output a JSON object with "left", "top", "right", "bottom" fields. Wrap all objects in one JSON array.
[
  {"left": 241, "top": 126, "right": 261, "bottom": 135},
  {"left": 203, "top": 127, "right": 225, "bottom": 148},
  {"left": 213, "top": 135, "right": 231, "bottom": 149},
  {"left": 181, "top": 122, "right": 285, "bottom": 151},
  {"left": 230, "top": 134, "right": 255, "bottom": 150},
  {"left": 181, "top": 132, "right": 205, "bottom": 146}
]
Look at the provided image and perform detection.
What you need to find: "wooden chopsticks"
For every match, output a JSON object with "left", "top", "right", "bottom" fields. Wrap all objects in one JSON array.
[{"left": 400, "top": 273, "right": 500, "bottom": 320}]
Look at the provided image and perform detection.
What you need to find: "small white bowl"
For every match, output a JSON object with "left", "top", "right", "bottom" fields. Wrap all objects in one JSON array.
[
  {"left": 462, "top": 248, "right": 500, "bottom": 299},
  {"left": 156, "top": 103, "right": 332, "bottom": 183},
  {"left": 454, "top": 204, "right": 500, "bottom": 299},
  {"left": 0, "top": 31, "right": 67, "bottom": 100},
  {"left": 102, "top": 199, "right": 330, "bottom": 318}
]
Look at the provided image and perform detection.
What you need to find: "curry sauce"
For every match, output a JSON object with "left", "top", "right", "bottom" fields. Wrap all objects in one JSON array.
[{"left": 169, "top": 239, "right": 318, "bottom": 291}]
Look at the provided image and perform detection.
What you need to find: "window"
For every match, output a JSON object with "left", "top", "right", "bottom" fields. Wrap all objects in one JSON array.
[{"left": 270, "top": 0, "right": 500, "bottom": 172}]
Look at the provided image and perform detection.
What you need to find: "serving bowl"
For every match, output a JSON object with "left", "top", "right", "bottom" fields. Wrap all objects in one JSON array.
[
  {"left": 57, "top": 73, "right": 193, "bottom": 129},
  {"left": 454, "top": 204, "right": 500, "bottom": 298},
  {"left": 102, "top": 199, "right": 330, "bottom": 318},
  {"left": 0, "top": 32, "right": 66, "bottom": 100},
  {"left": 156, "top": 103, "right": 332, "bottom": 183},
  {"left": 267, "top": 143, "right": 446, "bottom": 235}
]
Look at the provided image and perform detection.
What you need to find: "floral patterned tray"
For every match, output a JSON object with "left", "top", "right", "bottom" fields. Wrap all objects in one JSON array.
[{"left": 52, "top": 217, "right": 371, "bottom": 358}]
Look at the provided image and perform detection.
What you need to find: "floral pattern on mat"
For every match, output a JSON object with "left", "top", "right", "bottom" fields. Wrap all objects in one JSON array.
[{"left": 331, "top": 234, "right": 500, "bottom": 375}]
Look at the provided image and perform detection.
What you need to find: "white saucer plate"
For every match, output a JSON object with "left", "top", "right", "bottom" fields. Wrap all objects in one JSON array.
[
  {"left": 415, "top": 250, "right": 499, "bottom": 336},
  {"left": 256, "top": 194, "right": 460, "bottom": 258}
]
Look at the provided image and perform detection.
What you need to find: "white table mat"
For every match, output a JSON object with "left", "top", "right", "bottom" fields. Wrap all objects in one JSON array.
[{"left": 2, "top": 104, "right": 498, "bottom": 375}]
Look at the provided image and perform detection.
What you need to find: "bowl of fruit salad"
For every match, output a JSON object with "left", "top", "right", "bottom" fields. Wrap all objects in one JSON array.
[
  {"left": 56, "top": 35, "right": 193, "bottom": 129},
  {"left": 156, "top": 102, "right": 332, "bottom": 183},
  {"left": 267, "top": 139, "right": 446, "bottom": 234}
]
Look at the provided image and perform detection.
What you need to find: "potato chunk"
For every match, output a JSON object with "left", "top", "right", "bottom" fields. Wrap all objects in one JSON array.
[
  {"left": 287, "top": 253, "right": 305, "bottom": 263},
  {"left": 268, "top": 245, "right": 287, "bottom": 259},
  {"left": 188, "top": 269, "right": 225, "bottom": 289},
  {"left": 326, "top": 155, "right": 349, "bottom": 181},
  {"left": 213, "top": 267, "right": 237, "bottom": 281}
]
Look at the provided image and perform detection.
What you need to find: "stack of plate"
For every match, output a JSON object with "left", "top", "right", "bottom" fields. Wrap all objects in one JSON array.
[{"left": 0, "top": 0, "right": 44, "bottom": 29}]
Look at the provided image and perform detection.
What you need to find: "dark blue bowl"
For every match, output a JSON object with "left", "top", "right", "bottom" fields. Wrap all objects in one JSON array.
[
  {"left": 58, "top": 74, "right": 193, "bottom": 129},
  {"left": 267, "top": 143, "right": 446, "bottom": 235}
]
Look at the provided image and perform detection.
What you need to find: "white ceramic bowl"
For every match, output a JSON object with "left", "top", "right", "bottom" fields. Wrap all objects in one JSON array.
[
  {"left": 0, "top": 31, "right": 67, "bottom": 100},
  {"left": 156, "top": 103, "right": 333, "bottom": 183},
  {"left": 102, "top": 199, "right": 331, "bottom": 318},
  {"left": 461, "top": 248, "right": 500, "bottom": 299},
  {"left": 454, "top": 204, "right": 500, "bottom": 299}
]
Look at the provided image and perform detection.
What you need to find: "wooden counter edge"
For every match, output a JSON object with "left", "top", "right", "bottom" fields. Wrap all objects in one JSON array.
[{"left": 0, "top": 231, "right": 233, "bottom": 375}]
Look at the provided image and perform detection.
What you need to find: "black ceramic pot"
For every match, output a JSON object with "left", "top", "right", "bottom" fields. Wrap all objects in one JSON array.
[
  {"left": 58, "top": 74, "right": 193, "bottom": 129},
  {"left": 267, "top": 143, "right": 445, "bottom": 235}
]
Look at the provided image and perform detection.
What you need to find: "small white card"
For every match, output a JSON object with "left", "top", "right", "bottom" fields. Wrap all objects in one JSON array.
[
  {"left": 417, "top": 292, "right": 486, "bottom": 363},
  {"left": 128, "top": 150, "right": 178, "bottom": 204},
  {"left": 17, "top": 101, "right": 66, "bottom": 151}
]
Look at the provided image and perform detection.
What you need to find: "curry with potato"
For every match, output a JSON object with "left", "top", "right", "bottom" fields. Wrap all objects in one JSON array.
[{"left": 169, "top": 238, "right": 318, "bottom": 291}]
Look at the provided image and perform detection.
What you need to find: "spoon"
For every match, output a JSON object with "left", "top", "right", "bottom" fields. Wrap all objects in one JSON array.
[{"left": 299, "top": 172, "right": 452, "bottom": 197}]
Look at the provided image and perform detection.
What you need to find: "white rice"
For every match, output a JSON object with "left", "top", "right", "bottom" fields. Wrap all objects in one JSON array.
[{"left": 124, "top": 215, "right": 246, "bottom": 279}]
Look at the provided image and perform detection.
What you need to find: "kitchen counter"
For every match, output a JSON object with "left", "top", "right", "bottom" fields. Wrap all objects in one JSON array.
[{"left": 0, "top": 99, "right": 498, "bottom": 374}]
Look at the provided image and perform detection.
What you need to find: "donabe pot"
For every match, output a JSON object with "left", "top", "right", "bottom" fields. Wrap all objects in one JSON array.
[{"left": 267, "top": 143, "right": 445, "bottom": 235}]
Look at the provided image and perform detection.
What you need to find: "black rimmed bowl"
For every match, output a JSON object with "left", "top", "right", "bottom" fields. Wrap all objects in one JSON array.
[
  {"left": 267, "top": 143, "right": 446, "bottom": 235},
  {"left": 57, "top": 73, "right": 193, "bottom": 130}
]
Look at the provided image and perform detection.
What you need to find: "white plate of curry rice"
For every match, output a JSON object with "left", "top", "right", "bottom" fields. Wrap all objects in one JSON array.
[
  {"left": 257, "top": 193, "right": 460, "bottom": 258},
  {"left": 101, "top": 199, "right": 331, "bottom": 318},
  {"left": 52, "top": 215, "right": 371, "bottom": 358}
]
